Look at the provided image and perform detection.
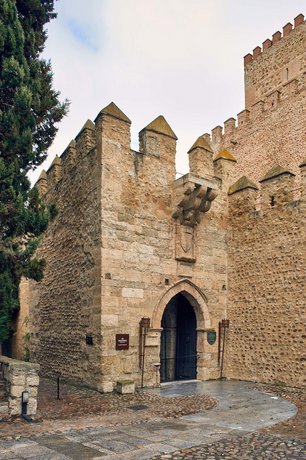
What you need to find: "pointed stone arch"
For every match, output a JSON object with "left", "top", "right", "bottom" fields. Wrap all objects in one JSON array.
[{"left": 152, "top": 279, "right": 211, "bottom": 330}]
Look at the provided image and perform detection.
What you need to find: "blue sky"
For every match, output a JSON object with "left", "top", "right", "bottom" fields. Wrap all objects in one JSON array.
[
  {"left": 66, "top": 19, "right": 99, "bottom": 52},
  {"left": 31, "top": 0, "right": 306, "bottom": 182}
]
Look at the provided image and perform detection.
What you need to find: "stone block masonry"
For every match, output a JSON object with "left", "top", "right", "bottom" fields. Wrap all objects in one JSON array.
[
  {"left": 19, "top": 103, "right": 232, "bottom": 391},
  {"left": 99, "top": 106, "right": 228, "bottom": 390},
  {"left": 0, "top": 356, "right": 40, "bottom": 416}
]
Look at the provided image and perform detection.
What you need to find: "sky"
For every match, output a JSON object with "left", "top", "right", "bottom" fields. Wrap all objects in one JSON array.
[{"left": 30, "top": 0, "right": 306, "bottom": 183}]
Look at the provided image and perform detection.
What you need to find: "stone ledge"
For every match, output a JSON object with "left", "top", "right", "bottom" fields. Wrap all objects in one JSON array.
[{"left": 0, "top": 356, "right": 40, "bottom": 372}]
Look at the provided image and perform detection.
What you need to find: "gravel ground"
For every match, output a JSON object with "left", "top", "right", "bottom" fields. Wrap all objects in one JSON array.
[
  {"left": 36, "top": 378, "right": 217, "bottom": 420},
  {"left": 0, "top": 377, "right": 217, "bottom": 438}
]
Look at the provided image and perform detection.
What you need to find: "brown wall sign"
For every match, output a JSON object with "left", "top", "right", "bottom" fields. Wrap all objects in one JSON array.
[{"left": 116, "top": 334, "right": 129, "bottom": 350}]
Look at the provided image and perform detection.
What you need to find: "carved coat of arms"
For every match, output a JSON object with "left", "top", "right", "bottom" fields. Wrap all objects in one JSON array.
[
  {"left": 180, "top": 225, "right": 193, "bottom": 253},
  {"left": 173, "top": 181, "right": 218, "bottom": 263}
]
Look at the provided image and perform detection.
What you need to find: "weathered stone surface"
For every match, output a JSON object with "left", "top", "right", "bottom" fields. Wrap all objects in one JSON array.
[
  {"left": 0, "top": 356, "right": 40, "bottom": 416},
  {"left": 10, "top": 385, "right": 24, "bottom": 398},
  {"left": 116, "top": 380, "right": 135, "bottom": 394},
  {"left": 228, "top": 176, "right": 258, "bottom": 195},
  {"left": 227, "top": 172, "right": 305, "bottom": 387},
  {"left": 26, "top": 375, "right": 39, "bottom": 387}
]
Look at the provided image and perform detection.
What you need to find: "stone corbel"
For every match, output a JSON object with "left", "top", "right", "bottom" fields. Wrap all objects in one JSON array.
[
  {"left": 172, "top": 175, "right": 218, "bottom": 263},
  {"left": 173, "top": 184, "right": 218, "bottom": 227}
]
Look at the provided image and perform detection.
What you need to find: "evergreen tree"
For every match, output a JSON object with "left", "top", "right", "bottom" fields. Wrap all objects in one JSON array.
[{"left": 0, "top": 0, "right": 68, "bottom": 344}]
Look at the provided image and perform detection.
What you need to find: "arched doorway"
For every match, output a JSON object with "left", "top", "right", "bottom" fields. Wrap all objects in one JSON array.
[{"left": 160, "top": 293, "right": 197, "bottom": 382}]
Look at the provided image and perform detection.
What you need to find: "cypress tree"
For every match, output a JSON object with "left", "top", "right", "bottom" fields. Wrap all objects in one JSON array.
[{"left": 0, "top": 0, "right": 68, "bottom": 345}]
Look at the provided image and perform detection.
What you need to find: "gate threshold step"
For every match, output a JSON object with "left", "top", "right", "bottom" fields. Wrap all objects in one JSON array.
[{"left": 160, "top": 379, "right": 200, "bottom": 386}]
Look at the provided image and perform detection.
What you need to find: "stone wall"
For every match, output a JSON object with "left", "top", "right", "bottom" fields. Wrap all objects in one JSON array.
[
  {"left": 25, "top": 121, "right": 102, "bottom": 389},
  {"left": 211, "top": 81, "right": 306, "bottom": 183},
  {"left": 226, "top": 166, "right": 305, "bottom": 387},
  {"left": 0, "top": 356, "right": 40, "bottom": 416},
  {"left": 100, "top": 105, "right": 233, "bottom": 391},
  {"left": 22, "top": 103, "right": 234, "bottom": 391}
]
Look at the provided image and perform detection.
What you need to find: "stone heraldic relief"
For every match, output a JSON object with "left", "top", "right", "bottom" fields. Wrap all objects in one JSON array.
[
  {"left": 9, "top": 14, "right": 306, "bottom": 392},
  {"left": 173, "top": 178, "right": 218, "bottom": 262}
]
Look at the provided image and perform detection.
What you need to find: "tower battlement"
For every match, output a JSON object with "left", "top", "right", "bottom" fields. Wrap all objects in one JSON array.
[
  {"left": 38, "top": 103, "right": 232, "bottom": 198},
  {"left": 244, "top": 14, "right": 305, "bottom": 66},
  {"left": 207, "top": 14, "right": 306, "bottom": 183},
  {"left": 243, "top": 14, "right": 305, "bottom": 108}
]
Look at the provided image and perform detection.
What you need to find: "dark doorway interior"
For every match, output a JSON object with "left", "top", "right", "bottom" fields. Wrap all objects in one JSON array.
[{"left": 160, "top": 293, "right": 197, "bottom": 382}]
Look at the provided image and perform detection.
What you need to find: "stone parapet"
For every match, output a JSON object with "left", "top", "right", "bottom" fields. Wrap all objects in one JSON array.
[
  {"left": 244, "top": 14, "right": 304, "bottom": 66},
  {"left": 211, "top": 80, "right": 305, "bottom": 141},
  {"left": 209, "top": 76, "right": 306, "bottom": 182},
  {"left": 0, "top": 356, "right": 40, "bottom": 416},
  {"left": 228, "top": 165, "right": 301, "bottom": 215},
  {"left": 244, "top": 16, "right": 305, "bottom": 108}
]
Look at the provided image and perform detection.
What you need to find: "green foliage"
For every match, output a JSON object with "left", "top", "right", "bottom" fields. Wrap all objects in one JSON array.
[{"left": 0, "top": 0, "right": 68, "bottom": 344}]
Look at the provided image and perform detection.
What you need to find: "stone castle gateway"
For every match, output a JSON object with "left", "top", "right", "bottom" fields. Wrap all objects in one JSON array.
[{"left": 11, "top": 14, "right": 306, "bottom": 391}]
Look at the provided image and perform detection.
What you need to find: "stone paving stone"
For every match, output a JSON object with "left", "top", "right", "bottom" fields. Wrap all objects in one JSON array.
[
  {"left": 63, "top": 427, "right": 116, "bottom": 438},
  {"left": 9, "top": 444, "right": 64, "bottom": 459},
  {"left": 117, "top": 426, "right": 176, "bottom": 443},
  {"left": 91, "top": 457, "right": 116, "bottom": 460},
  {"left": 63, "top": 431, "right": 119, "bottom": 444},
  {"left": 0, "top": 450, "right": 23, "bottom": 459},
  {"left": 130, "top": 433, "right": 171, "bottom": 443},
  {"left": 21, "top": 454, "right": 69, "bottom": 460},
  {"left": 161, "top": 438, "right": 207, "bottom": 449},
  {"left": 0, "top": 440, "right": 36, "bottom": 450},
  {"left": 124, "top": 442, "right": 178, "bottom": 459},
  {"left": 92, "top": 433, "right": 153, "bottom": 448},
  {"left": 92, "top": 439, "right": 136, "bottom": 453},
  {"left": 35, "top": 435, "right": 103, "bottom": 459}
]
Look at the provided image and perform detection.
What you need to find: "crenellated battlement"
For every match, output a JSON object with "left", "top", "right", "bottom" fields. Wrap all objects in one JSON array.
[
  {"left": 35, "top": 118, "right": 98, "bottom": 195},
  {"left": 228, "top": 163, "right": 305, "bottom": 216},
  {"left": 35, "top": 103, "right": 180, "bottom": 196},
  {"left": 244, "top": 14, "right": 306, "bottom": 109},
  {"left": 244, "top": 14, "right": 305, "bottom": 66},
  {"left": 211, "top": 75, "right": 305, "bottom": 148}
]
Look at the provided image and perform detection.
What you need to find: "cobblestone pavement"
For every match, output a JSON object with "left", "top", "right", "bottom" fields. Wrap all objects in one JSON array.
[
  {"left": 0, "top": 377, "right": 217, "bottom": 425},
  {"left": 0, "top": 381, "right": 303, "bottom": 460},
  {"left": 151, "top": 433, "right": 306, "bottom": 459},
  {"left": 256, "top": 384, "right": 306, "bottom": 443}
]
